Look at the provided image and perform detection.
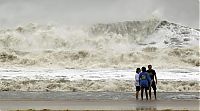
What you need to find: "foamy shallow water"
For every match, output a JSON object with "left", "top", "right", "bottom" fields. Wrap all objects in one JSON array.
[
  {"left": 0, "top": 67, "right": 199, "bottom": 81},
  {"left": 0, "top": 67, "right": 199, "bottom": 92},
  {"left": 0, "top": 91, "right": 199, "bottom": 100}
]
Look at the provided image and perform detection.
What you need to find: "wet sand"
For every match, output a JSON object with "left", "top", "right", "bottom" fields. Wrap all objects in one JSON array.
[
  {"left": 0, "top": 92, "right": 199, "bottom": 111},
  {"left": 0, "top": 99, "right": 199, "bottom": 111}
]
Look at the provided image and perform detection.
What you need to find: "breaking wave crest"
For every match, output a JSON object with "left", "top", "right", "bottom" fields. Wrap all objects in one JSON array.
[
  {"left": 0, "top": 19, "right": 199, "bottom": 68},
  {"left": 0, "top": 79, "right": 199, "bottom": 92}
]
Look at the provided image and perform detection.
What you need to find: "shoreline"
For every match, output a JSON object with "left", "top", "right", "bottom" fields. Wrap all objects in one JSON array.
[
  {"left": 0, "top": 92, "right": 199, "bottom": 100},
  {"left": 0, "top": 99, "right": 199, "bottom": 111}
]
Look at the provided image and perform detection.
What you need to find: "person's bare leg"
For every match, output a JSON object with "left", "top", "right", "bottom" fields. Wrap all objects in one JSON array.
[
  {"left": 149, "top": 87, "right": 151, "bottom": 100},
  {"left": 136, "top": 91, "right": 139, "bottom": 100},
  {"left": 145, "top": 88, "right": 148, "bottom": 100},
  {"left": 141, "top": 88, "right": 144, "bottom": 100},
  {"left": 154, "top": 90, "right": 157, "bottom": 100}
]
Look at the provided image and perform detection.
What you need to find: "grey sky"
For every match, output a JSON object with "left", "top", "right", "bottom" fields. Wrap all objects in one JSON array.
[{"left": 0, "top": 0, "right": 199, "bottom": 28}]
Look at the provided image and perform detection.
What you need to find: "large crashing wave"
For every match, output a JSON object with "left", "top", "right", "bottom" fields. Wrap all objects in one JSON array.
[
  {"left": 0, "top": 19, "right": 199, "bottom": 68},
  {"left": 90, "top": 19, "right": 159, "bottom": 42}
]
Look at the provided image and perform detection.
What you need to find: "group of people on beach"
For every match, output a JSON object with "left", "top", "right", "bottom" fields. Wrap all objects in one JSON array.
[{"left": 135, "top": 65, "right": 157, "bottom": 100}]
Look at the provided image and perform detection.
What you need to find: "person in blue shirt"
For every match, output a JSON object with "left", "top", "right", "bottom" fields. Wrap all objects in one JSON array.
[{"left": 139, "top": 67, "right": 151, "bottom": 100}]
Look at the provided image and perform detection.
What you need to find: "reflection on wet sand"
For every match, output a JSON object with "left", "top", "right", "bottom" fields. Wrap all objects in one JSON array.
[
  {"left": 136, "top": 107, "right": 157, "bottom": 111},
  {"left": 10, "top": 109, "right": 190, "bottom": 111}
]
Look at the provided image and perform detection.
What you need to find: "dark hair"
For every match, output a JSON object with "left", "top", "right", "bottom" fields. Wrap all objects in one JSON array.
[
  {"left": 136, "top": 68, "right": 141, "bottom": 73},
  {"left": 141, "top": 67, "right": 146, "bottom": 72},
  {"left": 148, "top": 65, "right": 152, "bottom": 67}
]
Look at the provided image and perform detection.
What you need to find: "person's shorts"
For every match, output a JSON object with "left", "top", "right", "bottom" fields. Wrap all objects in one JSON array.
[
  {"left": 136, "top": 86, "right": 140, "bottom": 91},
  {"left": 140, "top": 83, "right": 149, "bottom": 90},
  {"left": 150, "top": 81, "right": 157, "bottom": 90},
  {"left": 140, "top": 86, "right": 149, "bottom": 90}
]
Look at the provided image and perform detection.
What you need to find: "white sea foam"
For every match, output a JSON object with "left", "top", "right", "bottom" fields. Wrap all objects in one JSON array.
[
  {"left": 0, "top": 68, "right": 199, "bottom": 92},
  {"left": 0, "top": 68, "right": 199, "bottom": 81},
  {"left": 0, "top": 78, "right": 199, "bottom": 92}
]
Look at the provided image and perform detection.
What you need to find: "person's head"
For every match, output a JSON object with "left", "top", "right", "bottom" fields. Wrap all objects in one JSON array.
[
  {"left": 136, "top": 68, "right": 141, "bottom": 73},
  {"left": 148, "top": 65, "right": 152, "bottom": 70},
  {"left": 141, "top": 67, "right": 146, "bottom": 72}
]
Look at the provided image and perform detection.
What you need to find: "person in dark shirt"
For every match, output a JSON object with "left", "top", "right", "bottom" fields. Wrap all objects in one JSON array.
[
  {"left": 147, "top": 65, "right": 157, "bottom": 100},
  {"left": 139, "top": 67, "right": 151, "bottom": 100}
]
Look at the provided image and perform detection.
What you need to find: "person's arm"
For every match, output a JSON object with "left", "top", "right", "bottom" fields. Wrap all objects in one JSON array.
[
  {"left": 147, "top": 73, "right": 151, "bottom": 84},
  {"left": 135, "top": 74, "right": 137, "bottom": 81},
  {"left": 135, "top": 74, "right": 137, "bottom": 86},
  {"left": 154, "top": 70, "right": 157, "bottom": 84},
  {"left": 139, "top": 74, "right": 141, "bottom": 85}
]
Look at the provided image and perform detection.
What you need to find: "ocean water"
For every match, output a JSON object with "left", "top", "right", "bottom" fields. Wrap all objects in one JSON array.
[
  {"left": 0, "top": 19, "right": 199, "bottom": 92},
  {"left": 0, "top": 66, "right": 199, "bottom": 92}
]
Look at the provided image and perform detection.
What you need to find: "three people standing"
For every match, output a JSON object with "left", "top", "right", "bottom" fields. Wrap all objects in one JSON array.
[{"left": 134, "top": 65, "right": 157, "bottom": 100}]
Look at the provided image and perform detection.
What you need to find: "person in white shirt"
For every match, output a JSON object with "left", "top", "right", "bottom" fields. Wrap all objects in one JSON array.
[{"left": 135, "top": 68, "right": 141, "bottom": 100}]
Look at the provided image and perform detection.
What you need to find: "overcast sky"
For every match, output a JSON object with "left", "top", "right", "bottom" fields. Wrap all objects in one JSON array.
[{"left": 0, "top": 0, "right": 199, "bottom": 28}]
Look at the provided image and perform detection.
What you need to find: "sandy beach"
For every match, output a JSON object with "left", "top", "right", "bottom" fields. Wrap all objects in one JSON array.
[
  {"left": 0, "top": 99, "right": 199, "bottom": 111},
  {"left": 0, "top": 92, "right": 199, "bottom": 111}
]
